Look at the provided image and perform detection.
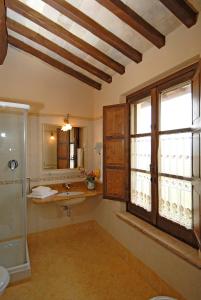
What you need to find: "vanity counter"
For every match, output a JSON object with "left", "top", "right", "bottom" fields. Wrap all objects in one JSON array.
[{"left": 30, "top": 181, "right": 103, "bottom": 204}]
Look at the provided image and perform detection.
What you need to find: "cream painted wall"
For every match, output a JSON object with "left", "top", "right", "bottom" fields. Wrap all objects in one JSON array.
[
  {"left": 91, "top": 15, "right": 201, "bottom": 300},
  {"left": 27, "top": 196, "right": 102, "bottom": 234},
  {"left": 27, "top": 113, "right": 97, "bottom": 233},
  {"left": 0, "top": 44, "right": 98, "bottom": 234},
  {"left": 0, "top": 45, "right": 94, "bottom": 117}
]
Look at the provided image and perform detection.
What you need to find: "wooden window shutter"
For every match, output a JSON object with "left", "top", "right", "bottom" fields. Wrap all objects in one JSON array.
[
  {"left": 103, "top": 104, "right": 129, "bottom": 201},
  {"left": 57, "top": 129, "right": 70, "bottom": 169},
  {"left": 192, "top": 61, "right": 201, "bottom": 250}
]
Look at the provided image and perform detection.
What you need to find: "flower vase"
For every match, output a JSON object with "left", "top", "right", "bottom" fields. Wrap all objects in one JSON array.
[{"left": 87, "top": 181, "right": 95, "bottom": 190}]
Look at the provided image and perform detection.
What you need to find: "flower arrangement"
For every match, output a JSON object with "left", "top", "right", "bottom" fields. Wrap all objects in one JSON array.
[
  {"left": 84, "top": 170, "right": 101, "bottom": 190},
  {"left": 86, "top": 170, "right": 96, "bottom": 183}
]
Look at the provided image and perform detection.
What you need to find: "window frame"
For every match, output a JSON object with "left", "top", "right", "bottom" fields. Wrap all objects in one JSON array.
[{"left": 127, "top": 63, "right": 199, "bottom": 248}]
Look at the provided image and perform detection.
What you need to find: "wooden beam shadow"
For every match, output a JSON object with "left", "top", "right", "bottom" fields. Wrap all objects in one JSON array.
[
  {"left": 7, "top": 18, "right": 112, "bottom": 83},
  {"left": 8, "top": 35, "right": 102, "bottom": 90},
  {"left": 5, "top": 0, "right": 125, "bottom": 74},
  {"left": 160, "top": 0, "right": 198, "bottom": 28},
  {"left": 96, "top": 0, "right": 165, "bottom": 48},
  {"left": 43, "top": 0, "right": 142, "bottom": 62},
  {"left": 0, "top": 0, "right": 8, "bottom": 64}
]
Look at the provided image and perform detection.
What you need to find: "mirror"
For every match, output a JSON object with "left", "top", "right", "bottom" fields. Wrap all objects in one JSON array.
[{"left": 42, "top": 124, "right": 84, "bottom": 169}]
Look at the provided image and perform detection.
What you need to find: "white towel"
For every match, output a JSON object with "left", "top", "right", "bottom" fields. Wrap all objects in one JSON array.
[
  {"left": 77, "top": 148, "right": 84, "bottom": 168},
  {"left": 32, "top": 186, "right": 51, "bottom": 193},
  {"left": 32, "top": 190, "right": 51, "bottom": 196},
  {"left": 27, "top": 190, "right": 58, "bottom": 199}
]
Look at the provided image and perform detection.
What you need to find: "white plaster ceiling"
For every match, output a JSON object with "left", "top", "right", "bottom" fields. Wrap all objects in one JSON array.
[{"left": 7, "top": 0, "right": 201, "bottom": 85}]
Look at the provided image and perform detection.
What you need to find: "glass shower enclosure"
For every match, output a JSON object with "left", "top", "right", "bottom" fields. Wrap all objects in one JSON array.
[{"left": 0, "top": 102, "right": 31, "bottom": 281}]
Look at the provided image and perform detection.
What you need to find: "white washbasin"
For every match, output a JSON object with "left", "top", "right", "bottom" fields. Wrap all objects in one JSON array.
[
  {"left": 56, "top": 191, "right": 84, "bottom": 197},
  {"left": 56, "top": 191, "right": 85, "bottom": 207}
]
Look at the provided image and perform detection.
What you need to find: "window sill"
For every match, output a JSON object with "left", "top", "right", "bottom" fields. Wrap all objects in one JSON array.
[{"left": 116, "top": 212, "right": 201, "bottom": 269}]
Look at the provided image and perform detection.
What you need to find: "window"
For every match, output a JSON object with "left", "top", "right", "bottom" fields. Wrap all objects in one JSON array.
[
  {"left": 130, "top": 96, "right": 152, "bottom": 213},
  {"left": 158, "top": 83, "right": 192, "bottom": 230},
  {"left": 103, "top": 63, "right": 201, "bottom": 249},
  {"left": 127, "top": 64, "right": 200, "bottom": 248}
]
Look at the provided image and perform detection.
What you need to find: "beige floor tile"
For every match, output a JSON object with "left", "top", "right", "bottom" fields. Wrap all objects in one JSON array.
[{"left": 1, "top": 221, "right": 184, "bottom": 300}]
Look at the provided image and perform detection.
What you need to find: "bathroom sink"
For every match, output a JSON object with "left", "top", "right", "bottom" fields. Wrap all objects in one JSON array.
[
  {"left": 56, "top": 191, "right": 86, "bottom": 207},
  {"left": 56, "top": 191, "right": 84, "bottom": 197}
]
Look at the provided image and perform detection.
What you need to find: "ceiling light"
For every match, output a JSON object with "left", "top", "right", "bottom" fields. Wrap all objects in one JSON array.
[{"left": 61, "top": 114, "right": 72, "bottom": 132}]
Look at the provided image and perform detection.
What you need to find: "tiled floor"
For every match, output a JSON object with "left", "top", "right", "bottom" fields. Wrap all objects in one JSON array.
[{"left": 2, "top": 221, "right": 184, "bottom": 300}]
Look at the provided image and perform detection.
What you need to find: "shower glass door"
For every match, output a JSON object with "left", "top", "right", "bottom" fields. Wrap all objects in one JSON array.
[{"left": 0, "top": 104, "right": 28, "bottom": 268}]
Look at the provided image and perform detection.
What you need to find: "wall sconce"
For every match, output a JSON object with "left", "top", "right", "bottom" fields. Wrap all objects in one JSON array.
[
  {"left": 0, "top": 132, "right": 6, "bottom": 138},
  {"left": 94, "top": 142, "right": 102, "bottom": 155},
  {"left": 50, "top": 131, "right": 55, "bottom": 140},
  {"left": 61, "top": 114, "right": 72, "bottom": 132}
]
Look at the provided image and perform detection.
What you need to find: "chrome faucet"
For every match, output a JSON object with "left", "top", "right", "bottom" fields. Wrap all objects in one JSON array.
[{"left": 65, "top": 183, "right": 71, "bottom": 191}]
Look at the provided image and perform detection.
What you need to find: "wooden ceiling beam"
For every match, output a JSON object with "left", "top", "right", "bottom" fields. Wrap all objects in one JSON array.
[
  {"left": 7, "top": 18, "right": 112, "bottom": 83},
  {"left": 96, "top": 0, "right": 165, "bottom": 48},
  {"left": 159, "top": 0, "right": 198, "bottom": 28},
  {"left": 5, "top": 0, "right": 125, "bottom": 74},
  {"left": 43, "top": 0, "right": 142, "bottom": 62},
  {"left": 8, "top": 35, "right": 102, "bottom": 90},
  {"left": 0, "top": 0, "right": 8, "bottom": 64}
]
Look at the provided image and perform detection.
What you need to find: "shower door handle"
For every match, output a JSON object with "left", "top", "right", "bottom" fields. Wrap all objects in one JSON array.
[{"left": 8, "top": 160, "right": 18, "bottom": 171}]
